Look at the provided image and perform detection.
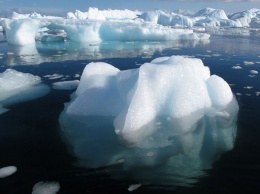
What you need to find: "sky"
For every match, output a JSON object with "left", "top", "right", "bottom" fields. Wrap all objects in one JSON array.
[{"left": 0, "top": 0, "right": 259, "bottom": 16}]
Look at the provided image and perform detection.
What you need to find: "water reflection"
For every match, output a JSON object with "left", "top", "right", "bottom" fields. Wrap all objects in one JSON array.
[{"left": 3, "top": 39, "right": 210, "bottom": 66}]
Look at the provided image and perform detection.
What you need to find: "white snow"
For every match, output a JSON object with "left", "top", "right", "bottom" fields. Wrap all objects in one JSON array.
[
  {"left": 32, "top": 181, "right": 60, "bottom": 194},
  {"left": 52, "top": 80, "right": 80, "bottom": 90},
  {"left": 60, "top": 55, "right": 238, "bottom": 172},
  {"left": 0, "top": 69, "right": 50, "bottom": 114},
  {"left": 0, "top": 166, "right": 17, "bottom": 178}
]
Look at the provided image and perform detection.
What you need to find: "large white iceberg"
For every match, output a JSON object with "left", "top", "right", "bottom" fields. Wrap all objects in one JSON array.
[
  {"left": 139, "top": 7, "right": 260, "bottom": 28},
  {"left": 59, "top": 55, "right": 238, "bottom": 182},
  {"left": 1, "top": 17, "right": 210, "bottom": 45}
]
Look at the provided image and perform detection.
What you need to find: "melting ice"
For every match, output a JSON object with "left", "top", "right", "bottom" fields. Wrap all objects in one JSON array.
[
  {"left": 0, "top": 69, "right": 50, "bottom": 114},
  {"left": 59, "top": 55, "right": 238, "bottom": 184}
]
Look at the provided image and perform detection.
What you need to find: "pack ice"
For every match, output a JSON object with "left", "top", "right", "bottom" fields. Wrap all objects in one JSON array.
[
  {"left": 0, "top": 69, "right": 50, "bottom": 114},
  {"left": 59, "top": 55, "right": 238, "bottom": 179}
]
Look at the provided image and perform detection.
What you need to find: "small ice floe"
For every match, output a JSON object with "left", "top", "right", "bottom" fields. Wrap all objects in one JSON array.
[
  {"left": 32, "top": 181, "right": 60, "bottom": 194},
  {"left": 74, "top": 74, "right": 81, "bottom": 78},
  {"left": 52, "top": 80, "right": 79, "bottom": 90},
  {"left": 249, "top": 70, "right": 258, "bottom": 74},
  {"left": 236, "top": 93, "right": 242, "bottom": 96},
  {"left": 243, "top": 61, "right": 254, "bottom": 65},
  {"left": 229, "top": 84, "right": 235, "bottom": 87},
  {"left": 44, "top": 74, "right": 64, "bottom": 80},
  {"left": 212, "top": 53, "right": 221, "bottom": 57},
  {"left": 115, "top": 158, "right": 125, "bottom": 164},
  {"left": 256, "top": 92, "right": 260, "bottom": 96},
  {"left": 0, "top": 166, "right": 17, "bottom": 178},
  {"left": 128, "top": 184, "right": 142, "bottom": 192},
  {"left": 244, "top": 86, "right": 253, "bottom": 89},
  {"left": 248, "top": 75, "right": 256, "bottom": 77},
  {"left": 7, "top": 52, "right": 14, "bottom": 55},
  {"left": 146, "top": 151, "right": 155, "bottom": 157},
  {"left": 232, "top": 66, "right": 242, "bottom": 69}
]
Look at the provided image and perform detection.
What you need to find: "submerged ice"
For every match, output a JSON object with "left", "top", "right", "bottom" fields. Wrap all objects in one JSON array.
[{"left": 60, "top": 55, "right": 238, "bottom": 182}]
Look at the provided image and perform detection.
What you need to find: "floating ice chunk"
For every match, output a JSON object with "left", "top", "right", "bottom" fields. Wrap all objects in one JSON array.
[
  {"left": 232, "top": 66, "right": 242, "bottom": 69},
  {"left": 244, "top": 86, "right": 253, "bottom": 89},
  {"left": 52, "top": 80, "right": 80, "bottom": 90},
  {"left": 243, "top": 61, "right": 254, "bottom": 65},
  {"left": 1, "top": 16, "right": 210, "bottom": 45},
  {"left": 250, "top": 70, "right": 258, "bottom": 74},
  {"left": 0, "top": 166, "right": 17, "bottom": 178},
  {"left": 1, "top": 19, "right": 48, "bottom": 45},
  {"left": 60, "top": 55, "right": 238, "bottom": 174},
  {"left": 0, "top": 69, "right": 40, "bottom": 90},
  {"left": 44, "top": 74, "right": 64, "bottom": 80},
  {"left": 32, "top": 181, "right": 60, "bottom": 194},
  {"left": 0, "top": 69, "right": 50, "bottom": 114},
  {"left": 128, "top": 184, "right": 142, "bottom": 192}
]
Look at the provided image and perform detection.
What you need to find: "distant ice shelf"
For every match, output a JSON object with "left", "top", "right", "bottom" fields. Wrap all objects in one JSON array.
[
  {"left": 1, "top": 7, "right": 259, "bottom": 46},
  {"left": 0, "top": 18, "right": 210, "bottom": 45}
]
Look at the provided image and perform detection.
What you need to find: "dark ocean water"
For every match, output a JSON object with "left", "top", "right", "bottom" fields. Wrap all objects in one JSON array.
[{"left": 0, "top": 34, "right": 260, "bottom": 193}]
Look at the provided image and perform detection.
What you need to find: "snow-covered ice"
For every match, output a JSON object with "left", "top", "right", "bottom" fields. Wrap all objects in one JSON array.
[
  {"left": 0, "top": 166, "right": 17, "bottom": 178},
  {"left": 0, "top": 69, "right": 50, "bottom": 114},
  {"left": 59, "top": 55, "right": 238, "bottom": 180},
  {"left": 32, "top": 181, "right": 60, "bottom": 194}
]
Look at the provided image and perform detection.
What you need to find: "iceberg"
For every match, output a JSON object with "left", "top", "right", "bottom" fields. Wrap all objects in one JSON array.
[
  {"left": 0, "top": 17, "right": 210, "bottom": 45},
  {"left": 1, "top": 18, "right": 49, "bottom": 45},
  {"left": 0, "top": 69, "right": 50, "bottom": 114},
  {"left": 59, "top": 55, "right": 238, "bottom": 182},
  {"left": 139, "top": 7, "right": 260, "bottom": 28}
]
